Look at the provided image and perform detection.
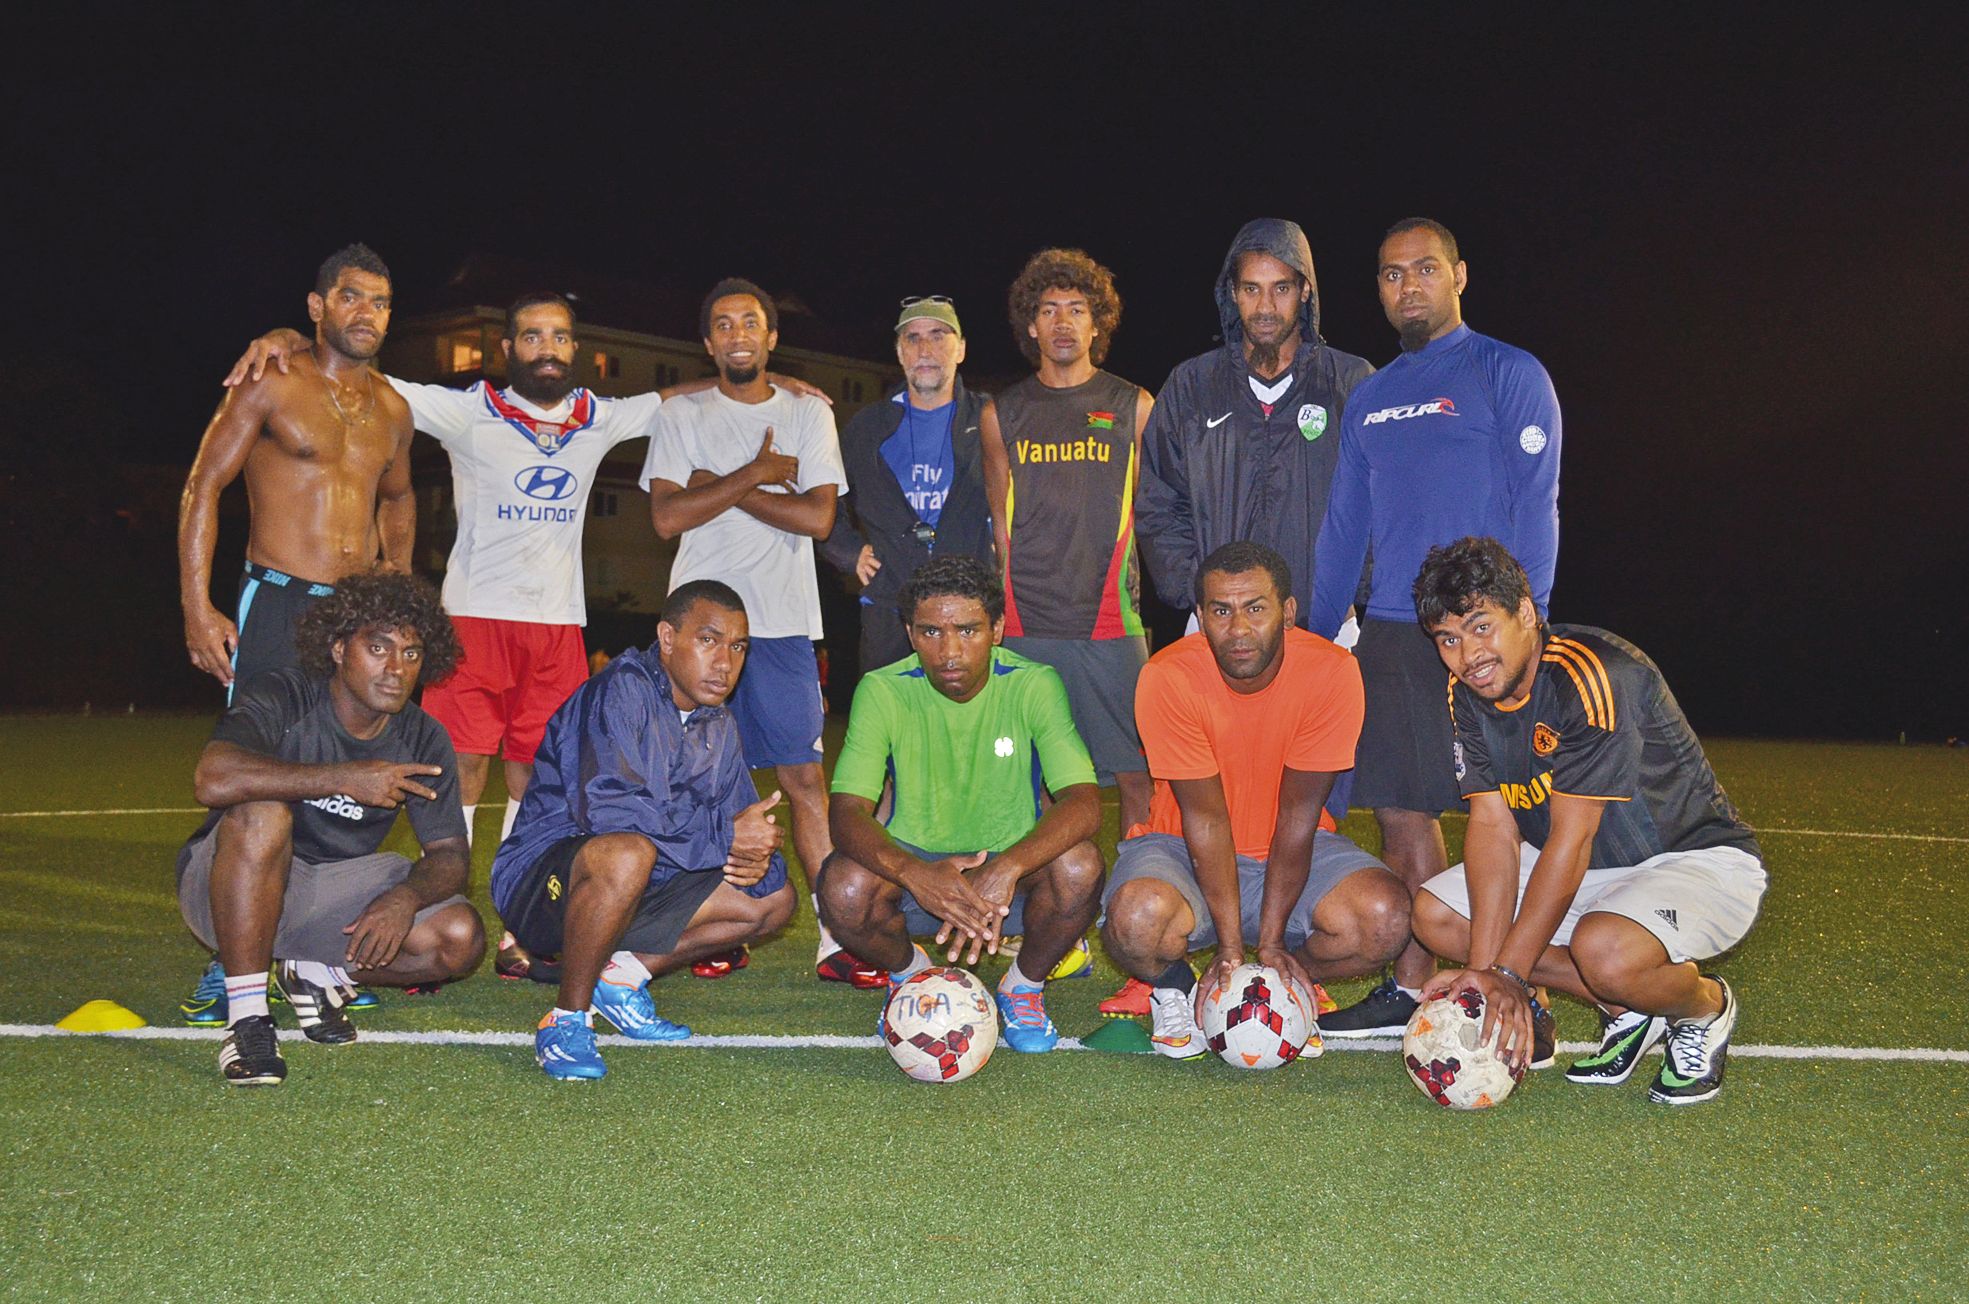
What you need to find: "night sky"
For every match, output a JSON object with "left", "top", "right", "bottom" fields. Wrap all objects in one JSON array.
[{"left": 7, "top": 9, "right": 1962, "bottom": 739}]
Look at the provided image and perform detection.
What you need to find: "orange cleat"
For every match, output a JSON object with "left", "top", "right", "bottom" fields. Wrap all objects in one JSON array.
[
  {"left": 691, "top": 945, "right": 750, "bottom": 979},
  {"left": 1099, "top": 976, "right": 1153, "bottom": 1018},
  {"left": 815, "top": 948, "right": 889, "bottom": 989}
]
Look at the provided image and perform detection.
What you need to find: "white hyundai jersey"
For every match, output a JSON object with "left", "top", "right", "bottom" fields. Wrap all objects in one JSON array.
[{"left": 392, "top": 378, "right": 662, "bottom": 625}]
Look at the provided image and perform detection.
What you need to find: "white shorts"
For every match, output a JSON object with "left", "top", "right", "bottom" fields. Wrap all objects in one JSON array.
[{"left": 1419, "top": 842, "right": 1766, "bottom": 964}]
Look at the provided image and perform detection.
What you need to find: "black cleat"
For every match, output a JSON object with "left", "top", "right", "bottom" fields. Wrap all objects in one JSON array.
[
  {"left": 276, "top": 961, "right": 358, "bottom": 1045},
  {"left": 219, "top": 1015, "right": 286, "bottom": 1086},
  {"left": 1529, "top": 998, "right": 1556, "bottom": 1071},
  {"left": 1321, "top": 977, "right": 1418, "bottom": 1038},
  {"left": 1566, "top": 1008, "right": 1667, "bottom": 1086},
  {"left": 1649, "top": 977, "right": 1737, "bottom": 1106}
]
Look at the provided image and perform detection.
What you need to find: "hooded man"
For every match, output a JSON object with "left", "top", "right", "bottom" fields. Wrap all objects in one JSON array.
[
  {"left": 1136, "top": 218, "right": 1376, "bottom": 629},
  {"left": 1114, "top": 219, "right": 1376, "bottom": 1017}
]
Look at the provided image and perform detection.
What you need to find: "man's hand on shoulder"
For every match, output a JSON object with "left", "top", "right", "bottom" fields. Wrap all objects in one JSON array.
[
  {"left": 222, "top": 327, "right": 313, "bottom": 387},
  {"left": 768, "top": 372, "right": 834, "bottom": 407}
]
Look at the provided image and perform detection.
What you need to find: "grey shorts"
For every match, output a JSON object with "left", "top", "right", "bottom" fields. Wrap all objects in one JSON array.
[
  {"left": 1100, "top": 830, "right": 1387, "bottom": 951},
  {"left": 1352, "top": 618, "right": 1465, "bottom": 814},
  {"left": 1420, "top": 842, "right": 1768, "bottom": 965},
  {"left": 177, "top": 832, "right": 471, "bottom": 965},
  {"left": 1002, "top": 634, "right": 1147, "bottom": 785}
]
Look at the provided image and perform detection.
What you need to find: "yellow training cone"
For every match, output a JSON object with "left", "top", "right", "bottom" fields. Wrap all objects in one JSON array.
[{"left": 56, "top": 1000, "right": 148, "bottom": 1032}]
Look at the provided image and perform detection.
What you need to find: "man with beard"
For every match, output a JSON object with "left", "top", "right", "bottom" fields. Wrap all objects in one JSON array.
[
  {"left": 1307, "top": 219, "right": 1562, "bottom": 1038},
  {"left": 993, "top": 249, "right": 1155, "bottom": 844},
  {"left": 643, "top": 279, "right": 851, "bottom": 983},
  {"left": 178, "top": 243, "right": 417, "bottom": 1025},
  {"left": 1117, "top": 218, "right": 1374, "bottom": 1017},
  {"left": 1098, "top": 543, "right": 1407, "bottom": 1060},
  {"left": 820, "top": 296, "right": 1002, "bottom": 676}
]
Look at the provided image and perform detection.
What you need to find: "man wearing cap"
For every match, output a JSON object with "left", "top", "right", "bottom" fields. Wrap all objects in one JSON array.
[{"left": 821, "top": 297, "right": 1004, "bottom": 676}]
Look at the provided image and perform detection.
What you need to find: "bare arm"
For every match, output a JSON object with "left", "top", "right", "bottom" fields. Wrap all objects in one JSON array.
[
  {"left": 1493, "top": 793, "right": 1604, "bottom": 975},
  {"left": 1253, "top": 767, "right": 1337, "bottom": 989},
  {"left": 344, "top": 835, "right": 469, "bottom": 970},
  {"left": 192, "top": 740, "right": 442, "bottom": 810},
  {"left": 1170, "top": 775, "right": 1245, "bottom": 999},
  {"left": 727, "top": 483, "right": 837, "bottom": 539},
  {"left": 829, "top": 792, "right": 1002, "bottom": 953},
  {"left": 1460, "top": 791, "right": 1529, "bottom": 971},
  {"left": 375, "top": 409, "right": 416, "bottom": 572},
  {"left": 980, "top": 398, "right": 1011, "bottom": 568},
  {"left": 179, "top": 383, "right": 275, "bottom": 685},
  {"left": 648, "top": 427, "right": 798, "bottom": 539}
]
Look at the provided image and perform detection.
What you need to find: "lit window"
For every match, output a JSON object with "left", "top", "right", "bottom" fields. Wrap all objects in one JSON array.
[
  {"left": 449, "top": 335, "right": 483, "bottom": 374},
  {"left": 594, "top": 351, "right": 620, "bottom": 379}
]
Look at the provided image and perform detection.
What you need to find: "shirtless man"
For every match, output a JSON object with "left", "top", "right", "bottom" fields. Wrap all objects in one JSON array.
[
  {"left": 177, "top": 243, "right": 415, "bottom": 1028},
  {"left": 179, "top": 243, "right": 415, "bottom": 697}
]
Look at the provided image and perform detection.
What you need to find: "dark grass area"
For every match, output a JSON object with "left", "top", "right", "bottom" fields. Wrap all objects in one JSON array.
[{"left": 1, "top": 718, "right": 1965, "bottom": 1300}]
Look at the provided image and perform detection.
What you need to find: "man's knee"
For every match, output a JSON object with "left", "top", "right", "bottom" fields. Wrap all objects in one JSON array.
[
  {"left": 1410, "top": 890, "right": 1467, "bottom": 959},
  {"left": 218, "top": 800, "right": 292, "bottom": 852},
  {"left": 425, "top": 902, "right": 487, "bottom": 978},
  {"left": 1346, "top": 870, "right": 1413, "bottom": 963},
  {"left": 573, "top": 833, "right": 657, "bottom": 890},
  {"left": 1038, "top": 841, "right": 1106, "bottom": 908},
  {"left": 1570, "top": 912, "right": 1667, "bottom": 992},
  {"left": 817, "top": 852, "right": 886, "bottom": 930},
  {"left": 733, "top": 884, "right": 797, "bottom": 939},
  {"left": 1100, "top": 878, "right": 1187, "bottom": 959}
]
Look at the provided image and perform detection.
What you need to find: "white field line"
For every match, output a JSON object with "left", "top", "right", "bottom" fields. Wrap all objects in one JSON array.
[
  {"left": 0, "top": 1023, "right": 1962, "bottom": 1062},
  {"left": 3, "top": 805, "right": 1964, "bottom": 845}
]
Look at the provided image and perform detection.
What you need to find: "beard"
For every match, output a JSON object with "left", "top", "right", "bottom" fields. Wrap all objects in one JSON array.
[
  {"left": 321, "top": 319, "right": 381, "bottom": 362},
  {"left": 509, "top": 358, "right": 576, "bottom": 406},
  {"left": 1241, "top": 315, "right": 1296, "bottom": 377},
  {"left": 1398, "top": 317, "right": 1435, "bottom": 352},
  {"left": 720, "top": 361, "right": 762, "bottom": 385}
]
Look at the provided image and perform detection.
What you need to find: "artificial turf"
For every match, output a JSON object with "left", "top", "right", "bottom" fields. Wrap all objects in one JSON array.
[{"left": 0, "top": 717, "right": 1964, "bottom": 1301}]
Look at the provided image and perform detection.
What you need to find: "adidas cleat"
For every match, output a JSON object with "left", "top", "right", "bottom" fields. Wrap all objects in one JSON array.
[
  {"left": 181, "top": 958, "right": 227, "bottom": 1027},
  {"left": 1567, "top": 1008, "right": 1667, "bottom": 1086},
  {"left": 995, "top": 985, "right": 1060, "bottom": 1054},
  {"left": 276, "top": 961, "right": 357, "bottom": 1045},
  {"left": 591, "top": 975, "right": 691, "bottom": 1041},
  {"left": 1650, "top": 977, "right": 1737, "bottom": 1106},
  {"left": 219, "top": 1014, "right": 286, "bottom": 1086},
  {"left": 535, "top": 1012, "right": 605, "bottom": 1081}
]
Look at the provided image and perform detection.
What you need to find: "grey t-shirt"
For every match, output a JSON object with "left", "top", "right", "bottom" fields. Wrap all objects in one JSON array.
[{"left": 179, "top": 668, "right": 466, "bottom": 871}]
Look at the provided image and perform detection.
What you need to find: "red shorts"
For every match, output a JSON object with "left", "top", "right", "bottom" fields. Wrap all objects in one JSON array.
[{"left": 421, "top": 617, "right": 588, "bottom": 766}]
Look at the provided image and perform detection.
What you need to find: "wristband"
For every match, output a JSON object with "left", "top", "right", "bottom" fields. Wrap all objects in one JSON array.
[{"left": 1487, "top": 963, "right": 1535, "bottom": 997}]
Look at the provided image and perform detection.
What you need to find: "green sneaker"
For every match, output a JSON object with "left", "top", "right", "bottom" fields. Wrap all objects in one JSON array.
[
  {"left": 1566, "top": 1008, "right": 1667, "bottom": 1086},
  {"left": 1649, "top": 977, "right": 1737, "bottom": 1106}
]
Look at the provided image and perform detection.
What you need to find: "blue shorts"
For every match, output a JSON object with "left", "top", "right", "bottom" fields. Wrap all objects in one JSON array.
[
  {"left": 729, "top": 635, "right": 826, "bottom": 768},
  {"left": 1100, "top": 830, "right": 1386, "bottom": 951}
]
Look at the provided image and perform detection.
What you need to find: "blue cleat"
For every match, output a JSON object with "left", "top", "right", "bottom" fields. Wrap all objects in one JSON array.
[
  {"left": 591, "top": 975, "right": 692, "bottom": 1041},
  {"left": 181, "top": 958, "right": 227, "bottom": 1027},
  {"left": 995, "top": 983, "right": 1060, "bottom": 1054},
  {"left": 344, "top": 986, "right": 382, "bottom": 1011},
  {"left": 535, "top": 1012, "right": 606, "bottom": 1080}
]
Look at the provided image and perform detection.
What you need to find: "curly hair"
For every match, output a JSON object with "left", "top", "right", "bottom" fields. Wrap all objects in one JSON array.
[
  {"left": 1196, "top": 541, "right": 1293, "bottom": 610},
  {"left": 296, "top": 571, "right": 460, "bottom": 684},
  {"left": 1412, "top": 536, "right": 1533, "bottom": 631},
  {"left": 1006, "top": 248, "right": 1122, "bottom": 367},
  {"left": 898, "top": 555, "right": 1004, "bottom": 627},
  {"left": 315, "top": 242, "right": 391, "bottom": 296},
  {"left": 700, "top": 277, "right": 779, "bottom": 339}
]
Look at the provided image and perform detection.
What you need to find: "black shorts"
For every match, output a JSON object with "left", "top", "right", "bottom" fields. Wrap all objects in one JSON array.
[
  {"left": 231, "top": 562, "right": 336, "bottom": 701},
  {"left": 1351, "top": 618, "right": 1467, "bottom": 814},
  {"left": 498, "top": 835, "right": 723, "bottom": 958}
]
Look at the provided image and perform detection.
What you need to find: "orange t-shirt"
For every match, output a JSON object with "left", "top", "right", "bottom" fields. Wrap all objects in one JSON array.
[{"left": 1131, "top": 628, "right": 1364, "bottom": 858}]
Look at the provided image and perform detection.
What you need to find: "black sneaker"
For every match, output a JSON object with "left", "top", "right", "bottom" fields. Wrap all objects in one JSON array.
[
  {"left": 219, "top": 1015, "right": 286, "bottom": 1086},
  {"left": 276, "top": 961, "right": 358, "bottom": 1045},
  {"left": 1566, "top": 1008, "right": 1667, "bottom": 1086},
  {"left": 1649, "top": 976, "right": 1737, "bottom": 1106},
  {"left": 1529, "top": 998, "right": 1556, "bottom": 1071},
  {"left": 1321, "top": 977, "right": 1418, "bottom": 1038}
]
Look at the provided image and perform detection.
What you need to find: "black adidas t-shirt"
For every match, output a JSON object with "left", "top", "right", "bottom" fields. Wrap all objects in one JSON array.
[
  {"left": 180, "top": 668, "right": 466, "bottom": 869},
  {"left": 1450, "top": 625, "right": 1759, "bottom": 869}
]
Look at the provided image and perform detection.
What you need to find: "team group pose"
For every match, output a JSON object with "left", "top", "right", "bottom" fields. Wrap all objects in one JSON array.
[{"left": 178, "top": 218, "right": 1760, "bottom": 1101}]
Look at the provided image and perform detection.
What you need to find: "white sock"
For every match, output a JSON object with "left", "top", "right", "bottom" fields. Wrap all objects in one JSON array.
[
  {"left": 224, "top": 971, "right": 269, "bottom": 1025},
  {"left": 461, "top": 803, "right": 477, "bottom": 848},
  {"left": 500, "top": 798, "right": 522, "bottom": 842},
  {"left": 550, "top": 1006, "right": 592, "bottom": 1025},
  {"left": 814, "top": 895, "right": 840, "bottom": 957},
  {"left": 1397, "top": 984, "right": 1423, "bottom": 1000},
  {"left": 1001, "top": 959, "right": 1043, "bottom": 992},
  {"left": 290, "top": 959, "right": 341, "bottom": 992},
  {"left": 893, "top": 944, "right": 931, "bottom": 983},
  {"left": 602, "top": 951, "right": 652, "bottom": 987}
]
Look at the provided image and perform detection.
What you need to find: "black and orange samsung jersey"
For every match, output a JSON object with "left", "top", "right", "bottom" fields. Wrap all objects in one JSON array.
[{"left": 1449, "top": 625, "right": 1760, "bottom": 868}]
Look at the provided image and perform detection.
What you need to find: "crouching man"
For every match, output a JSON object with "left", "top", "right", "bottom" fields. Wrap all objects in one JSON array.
[
  {"left": 179, "top": 572, "right": 485, "bottom": 1086},
  {"left": 819, "top": 556, "right": 1104, "bottom": 1053},
  {"left": 492, "top": 580, "right": 795, "bottom": 1081}
]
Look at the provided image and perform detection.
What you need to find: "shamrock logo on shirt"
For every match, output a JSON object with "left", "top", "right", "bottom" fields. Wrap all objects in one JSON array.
[{"left": 994, "top": 737, "right": 1015, "bottom": 758}]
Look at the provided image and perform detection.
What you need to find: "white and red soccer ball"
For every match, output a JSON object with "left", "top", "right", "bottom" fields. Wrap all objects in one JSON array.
[
  {"left": 1402, "top": 987, "right": 1526, "bottom": 1109},
  {"left": 883, "top": 967, "right": 998, "bottom": 1083},
  {"left": 1197, "top": 962, "right": 1320, "bottom": 1069}
]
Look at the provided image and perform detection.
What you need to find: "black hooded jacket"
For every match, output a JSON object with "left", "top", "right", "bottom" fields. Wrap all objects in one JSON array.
[
  {"left": 819, "top": 376, "right": 997, "bottom": 615},
  {"left": 1136, "top": 218, "right": 1375, "bottom": 621}
]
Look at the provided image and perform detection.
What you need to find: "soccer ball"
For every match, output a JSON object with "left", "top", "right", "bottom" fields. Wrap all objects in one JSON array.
[
  {"left": 1197, "top": 962, "right": 1318, "bottom": 1069},
  {"left": 1402, "top": 988, "right": 1526, "bottom": 1109},
  {"left": 883, "top": 967, "right": 998, "bottom": 1083}
]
